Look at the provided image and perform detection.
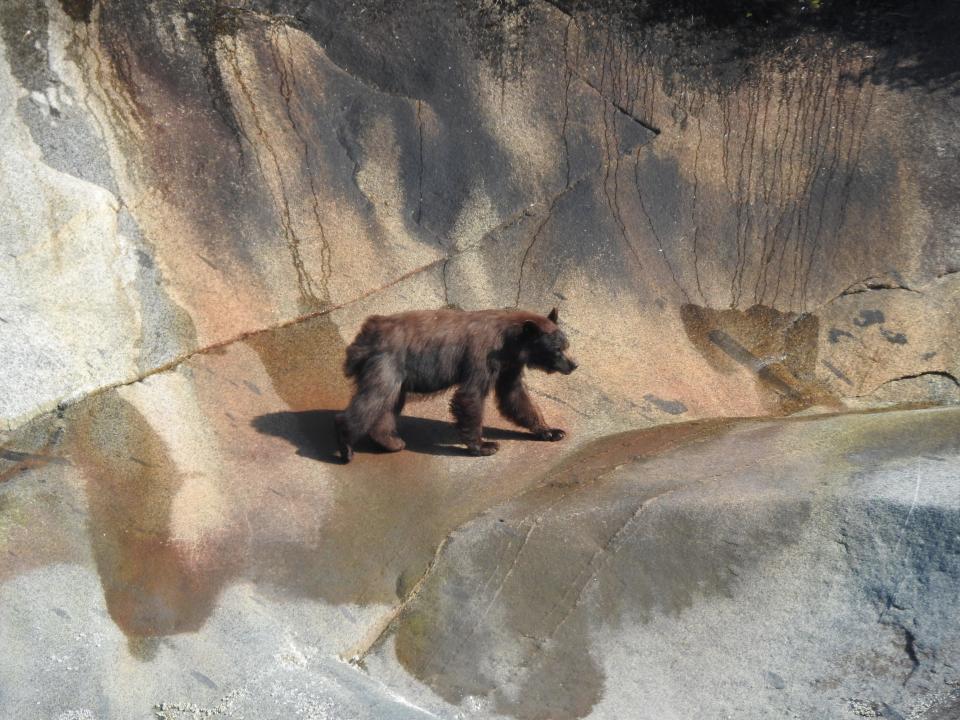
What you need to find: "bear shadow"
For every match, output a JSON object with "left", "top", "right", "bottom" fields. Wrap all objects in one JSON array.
[{"left": 251, "top": 410, "right": 536, "bottom": 463}]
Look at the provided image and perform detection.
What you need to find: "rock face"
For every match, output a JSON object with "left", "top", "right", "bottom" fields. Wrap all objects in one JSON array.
[
  {"left": 0, "top": 1, "right": 958, "bottom": 718},
  {"left": 367, "top": 409, "right": 960, "bottom": 720}
]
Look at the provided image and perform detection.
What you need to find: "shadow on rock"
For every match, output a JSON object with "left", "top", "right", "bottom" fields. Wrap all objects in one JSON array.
[{"left": 251, "top": 409, "right": 537, "bottom": 462}]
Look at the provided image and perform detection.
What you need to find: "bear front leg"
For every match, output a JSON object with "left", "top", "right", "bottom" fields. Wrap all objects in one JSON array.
[
  {"left": 495, "top": 368, "right": 566, "bottom": 441},
  {"left": 451, "top": 387, "right": 498, "bottom": 456}
]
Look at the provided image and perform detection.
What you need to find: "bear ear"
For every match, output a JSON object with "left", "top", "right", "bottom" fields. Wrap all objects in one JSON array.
[
  {"left": 547, "top": 307, "right": 559, "bottom": 323},
  {"left": 523, "top": 320, "right": 542, "bottom": 337}
]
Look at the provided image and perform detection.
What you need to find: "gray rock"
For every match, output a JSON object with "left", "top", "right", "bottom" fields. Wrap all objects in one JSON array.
[{"left": 1, "top": 1, "right": 959, "bottom": 718}]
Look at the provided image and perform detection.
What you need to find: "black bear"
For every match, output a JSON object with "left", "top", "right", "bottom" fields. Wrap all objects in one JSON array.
[{"left": 335, "top": 307, "right": 577, "bottom": 462}]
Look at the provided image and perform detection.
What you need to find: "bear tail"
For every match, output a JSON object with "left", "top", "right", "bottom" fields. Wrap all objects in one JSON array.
[
  {"left": 343, "top": 341, "right": 374, "bottom": 378},
  {"left": 343, "top": 316, "right": 385, "bottom": 378}
]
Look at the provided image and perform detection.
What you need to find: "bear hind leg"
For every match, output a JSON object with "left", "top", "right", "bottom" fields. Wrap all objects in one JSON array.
[{"left": 337, "top": 358, "right": 403, "bottom": 462}]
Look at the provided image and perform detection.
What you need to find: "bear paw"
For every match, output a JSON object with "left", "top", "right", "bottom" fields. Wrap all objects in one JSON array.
[{"left": 468, "top": 441, "right": 500, "bottom": 456}]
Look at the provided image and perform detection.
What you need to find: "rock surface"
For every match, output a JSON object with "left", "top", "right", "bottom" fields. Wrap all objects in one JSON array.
[{"left": 1, "top": 1, "right": 958, "bottom": 718}]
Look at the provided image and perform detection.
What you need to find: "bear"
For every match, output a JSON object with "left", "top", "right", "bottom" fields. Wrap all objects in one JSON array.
[{"left": 334, "top": 307, "right": 577, "bottom": 462}]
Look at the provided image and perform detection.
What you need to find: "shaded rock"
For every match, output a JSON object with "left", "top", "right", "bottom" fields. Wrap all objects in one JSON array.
[
  {"left": 2, "top": 1, "right": 960, "bottom": 718},
  {"left": 2, "top": 0, "right": 960, "bottom": 429},
  {"left": 363, "top": 408, "right": 960, "bottom": 719}
]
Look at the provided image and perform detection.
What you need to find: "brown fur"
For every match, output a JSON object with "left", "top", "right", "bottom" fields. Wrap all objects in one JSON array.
[{"left": 335, "top": 307, "right": 577, "bottom": 462}]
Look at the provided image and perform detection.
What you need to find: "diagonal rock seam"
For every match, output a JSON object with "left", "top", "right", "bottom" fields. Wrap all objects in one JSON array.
[
  {"left": 0, "top": 90, "right": 637, "bottom": 439},
  {"left": 344, "top": 535, "right": 452, "bottom": 669},
  {"left": 483, "top": 434, "right": 822, "bottom": 691},
  {"left": 342, "top": 465, "right": 632, "bottom": 670},
  {"left": 3, "top": 0, "right": 675, "bottom": 432},
  {"left": 2, "top": 160, "right": 616, "bottom": 440},
  {"left": 0, "top": 258, "right": 446, "bottom": 439},
  {"left": 441, "top": 202, "right": 539, "bottom": 306},
  {"left": 572, "top": 68, "right": 661, "bottom": 136},
  {"left": 515, "top": 170, "right": 599, "bottom": 306},
  {"left": 538, "top": 4, "right": 662, "bottom": 139}
]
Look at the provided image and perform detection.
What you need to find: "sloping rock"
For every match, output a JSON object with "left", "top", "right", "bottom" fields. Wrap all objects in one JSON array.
[
  {"left": 1, "top": 1, "right": 959, "bottom": 718},
  {"left": 2, "top": 0, "right": 959, "bottom": 433},
  {"left": 359, "top": 407, "right": 960, "bottom": 719}
]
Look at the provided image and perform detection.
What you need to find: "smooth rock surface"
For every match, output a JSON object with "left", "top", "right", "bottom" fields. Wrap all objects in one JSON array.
[
  {"left": 1, "top": 1, "right": 959, "bottom": 718},
  {"left": 362, "top": 408, "right": 960, "bottom": 719}
]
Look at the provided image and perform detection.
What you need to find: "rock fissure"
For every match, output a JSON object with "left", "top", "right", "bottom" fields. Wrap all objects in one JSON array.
[
  {"left": 515, "top": 170, "right": 598, "bottom": 306},
  {"left": 4, "top": 2, "right": 960, "bottom": 715},
  {"left": 224, "top": 33, "right": 324, "bottom": 310},
  {"left": 2, "top": 258, "right": 446, "bottom": 437},
  {"left": 345, "top": 535, "right": 452, "bottom": 668},
  {"left": 859, "top": 371, "right": 960, "bottom": 397}
]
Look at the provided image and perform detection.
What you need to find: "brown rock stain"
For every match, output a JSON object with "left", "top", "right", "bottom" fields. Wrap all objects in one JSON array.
[
  {"left": 69, "top": 390, "right": 235, "bottom": 650},
  {"left": 681, "top": 303, "right": 840, "bottom": 414},
  {"left": 0, "top": 314, "right": 571, "bottom": 649},
  {"left": 235, "top": 317, "right": 455, "bottom": 608},
  {"left": 0, "top": 415, "right": 86, "bottom": 583},
  {"left": 0, "top": 414, "right": 67, "bottom": 484},
  {"left": 245, "top": 314, "right": 349, "bottom": 412},
  {"left": 539, "top": 416, "right": 735, "bottom": 489}
]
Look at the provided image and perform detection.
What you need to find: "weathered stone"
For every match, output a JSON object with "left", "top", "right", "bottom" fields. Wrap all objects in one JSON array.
[
  {"left": 1, "top": 0, "right": 958, "bottom": 717},
  {"left": 362, "top": 408, "right": 960, "bottom": 719}
]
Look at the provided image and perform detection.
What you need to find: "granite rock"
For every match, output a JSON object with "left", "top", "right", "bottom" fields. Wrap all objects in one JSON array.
[{"left": 1, "top": 1, "right": 959, "bottom": 718}]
